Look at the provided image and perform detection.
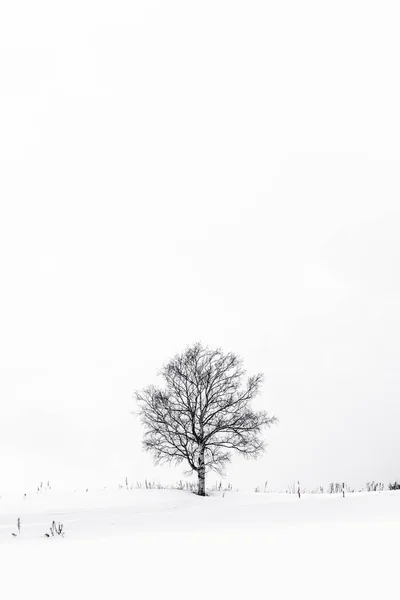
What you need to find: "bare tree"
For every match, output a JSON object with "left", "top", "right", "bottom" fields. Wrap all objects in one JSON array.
[{"left": 135, "top": 343, "right": 277, "bottom": 496}]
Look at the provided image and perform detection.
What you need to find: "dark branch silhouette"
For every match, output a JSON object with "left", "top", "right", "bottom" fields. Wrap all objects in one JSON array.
[{"left": 135, "top": 342, "right": 278, "bottom": 496}]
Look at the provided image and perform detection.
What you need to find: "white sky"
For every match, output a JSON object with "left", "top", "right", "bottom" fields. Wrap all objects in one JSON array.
[{"left": 1, "top": 1, "right": 400, "bottom": 493}]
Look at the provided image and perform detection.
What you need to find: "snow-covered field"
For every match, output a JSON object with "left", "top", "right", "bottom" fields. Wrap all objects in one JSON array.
[{"left": 1, "top": 488, "right": 399, "bottom": 599}]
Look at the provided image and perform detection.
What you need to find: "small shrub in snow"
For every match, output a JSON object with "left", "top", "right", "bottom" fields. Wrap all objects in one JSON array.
[
  {"left": 366, "top": 481, "right": 384, "bottom": 492},
  {"left": 388, "top": 481, "right": 400, "bottom": 490},
  {"left": 45, "top": 521, "right": 65, "bottom": 538},
  {"left": 127, "top": 479, "right": 199, "bottom": 493},
  {"left": 327, "top": 482, "right": 354, "bottom": 494},
  {"left": 36, "top": 481, "right": 52, "bottom": 494}
]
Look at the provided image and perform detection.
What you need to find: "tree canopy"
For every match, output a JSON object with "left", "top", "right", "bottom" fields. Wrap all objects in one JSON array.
[{"left": 135, "top": 342, "right": 277, "bottom": 495}]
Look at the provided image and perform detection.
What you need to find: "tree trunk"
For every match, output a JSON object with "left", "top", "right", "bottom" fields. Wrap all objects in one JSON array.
[{"left": 197, "top": 446, "right": 206, "bottom": 496}]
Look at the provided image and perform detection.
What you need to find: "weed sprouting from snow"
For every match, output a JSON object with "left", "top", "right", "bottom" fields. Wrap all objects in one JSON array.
[
  {"left": 36, "top": 481, "right": 52, "bottom": 494},
  {"left": 388, "top": 481, "right": 400, "bottom": 490},
  {"left": 11, "top": 518, "right": 21, "bottom": 537},
  {"left": 45, "top": 521, "right": 65, "bottom": 538},
  {"left": 366, "top": 481, "right": 385, "bottom": 492},
  {"left": 119, "top": 479, "right": 199, "bottom": 493}
]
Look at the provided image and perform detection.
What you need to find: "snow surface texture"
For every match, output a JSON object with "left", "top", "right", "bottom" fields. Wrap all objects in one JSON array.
[{"left": 1, "top": 489, "right": 399, "bottom": 599}]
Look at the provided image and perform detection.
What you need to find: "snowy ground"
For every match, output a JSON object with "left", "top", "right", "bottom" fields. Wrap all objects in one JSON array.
[{"left": 1, "top": 488, "right": 399, "bottom": 599}]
